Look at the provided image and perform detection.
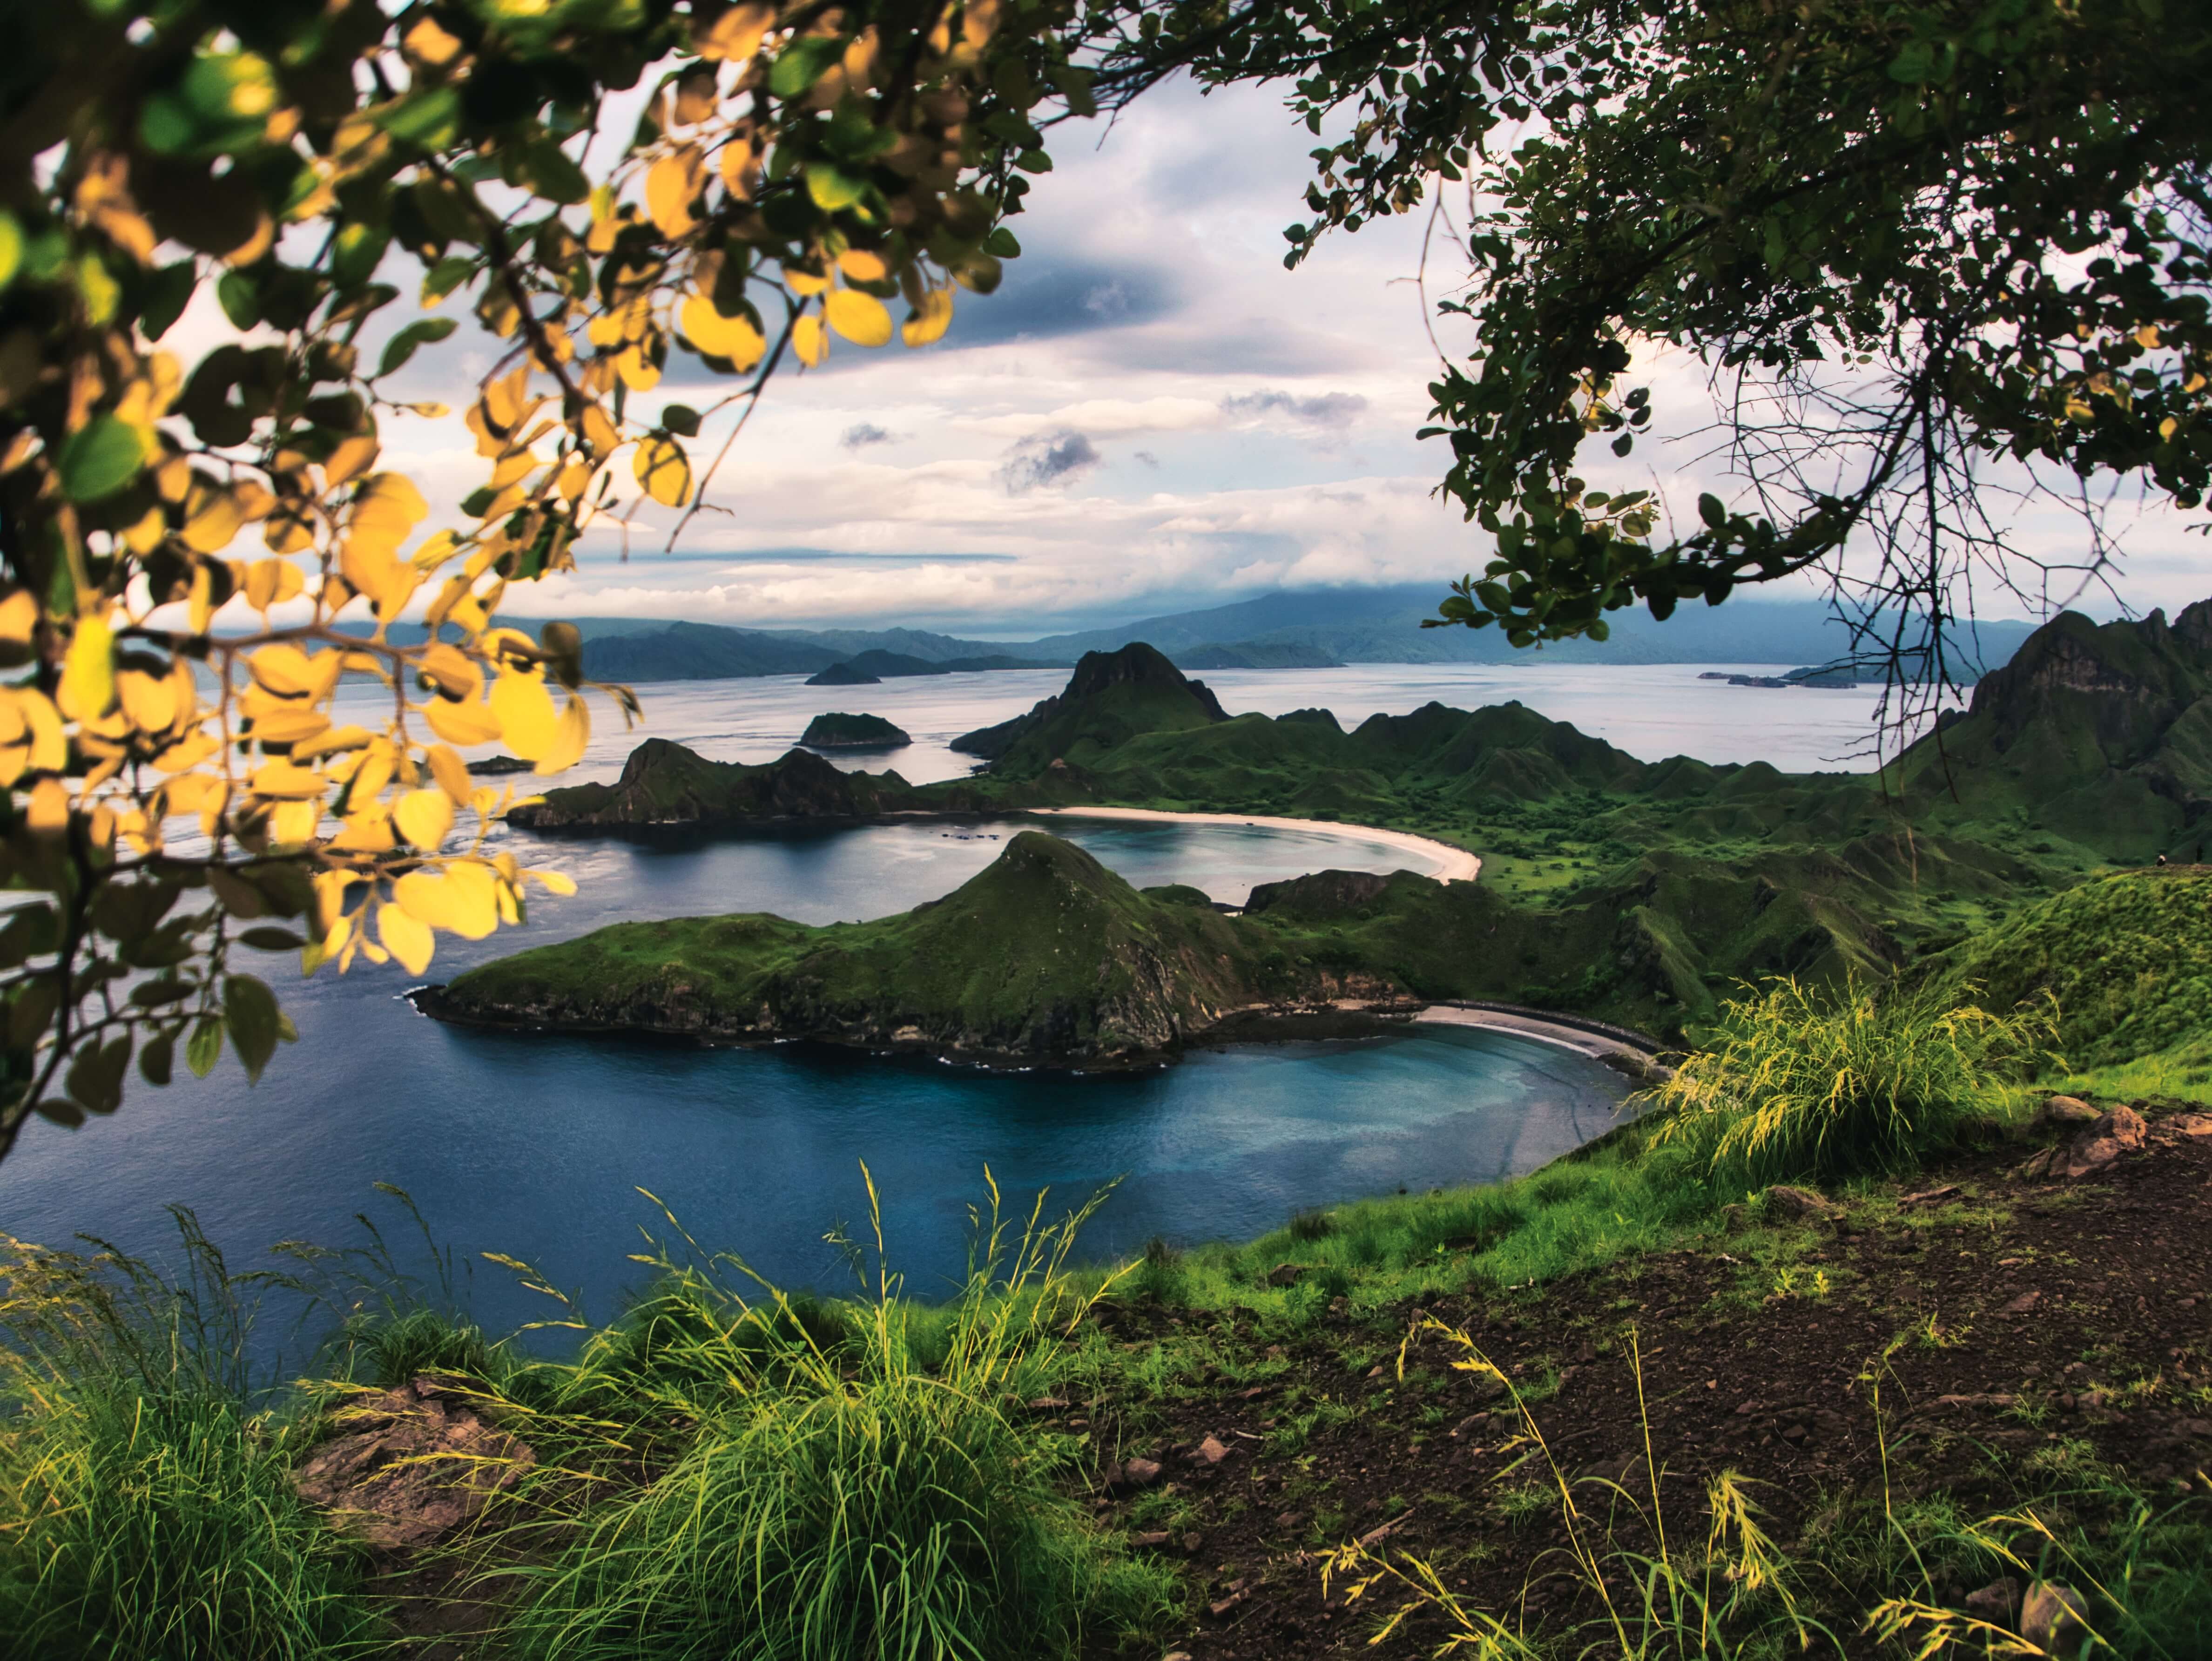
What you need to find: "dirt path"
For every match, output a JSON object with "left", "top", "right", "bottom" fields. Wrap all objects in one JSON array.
[{"left": 1023, "top": 807, "right": 1482, "bottom": 884}]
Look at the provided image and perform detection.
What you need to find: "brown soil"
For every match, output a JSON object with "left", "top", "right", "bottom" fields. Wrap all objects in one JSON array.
[{"left": 1072, "top": 1107, "right": 2212, "bottom": 1656}]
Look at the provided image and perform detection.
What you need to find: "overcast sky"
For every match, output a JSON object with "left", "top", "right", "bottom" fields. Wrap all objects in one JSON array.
[{"left": 351, "top": 78, "right": 2204, "bottom": 639}]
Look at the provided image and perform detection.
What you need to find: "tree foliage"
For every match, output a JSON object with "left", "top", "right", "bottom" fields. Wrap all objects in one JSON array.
[
  {"left": 0, "top": 0, "right": 1092, "bottom": 1157},
  {"left": 1092, "top": 0, "right": 2212, "bottom": 668}
]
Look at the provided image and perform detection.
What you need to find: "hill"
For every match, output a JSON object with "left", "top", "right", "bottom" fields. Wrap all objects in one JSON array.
[
  {"left": 1927, "top": 868, "right": 2212, "bottom": 1076},
  {"left": 424, "top": 832, "right": 1374, "bottom": 1066},
  {"left": 506, "top": 740, "right": 928, "bottom": 832},
  {"left": 800, "top": 713, "right": 910, "bottom": 749},
  {"left": 950, "top": 642, "right": 1230, "bottom": 767}
]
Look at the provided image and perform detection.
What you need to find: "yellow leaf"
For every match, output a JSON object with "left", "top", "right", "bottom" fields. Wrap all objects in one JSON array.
[
  {"left": 151, "top": 729, "right": 217, "bottom": 773},
  {"left": 247, "top": 644, "right": 331, "bottom": 699},
  {"left": 0, "top": 590, "right": 36, "bottom": 645},
  {"left": 556, "top": 456, "right": 595, "bottom": 500},
  {"left": 324, "top": 434, "right": 380, "bottom": 486},
  {"left": 350, "top": 473, "right": 430, "bottom": 556},
  {"left": 395, "top": 862, "right": 500, "bottom": 939},
  {"left": 489, "top": 670, "right": 558, "bottom": 759},
  {"left": 534, "top": 695, "right": 590, "bottom": 774},
  {"left": 526, "top": 867, "right": 579, "bottom": 896},
  {"left": 427, "top": 743, "right": 473, "bottom": 804},
  {"left": 794, "top": 314, "right": 828, "bottom": 367},
  {"left": 902, "top": 286, "right": 954, "bottom": 347},
  {"left": 634, "top": 435, "right": 692, "bottom": 507},
  {"left": 679, "top": 295, "right": 766, "bottom": 369},
  {"left": 824, "top": 288, "right": 893, "bottom": 347},
  {"left": 271, "top": 799, "right": 321, "bottom": 844},
  {"left": 424, "top": 695, "right": 503, "bottom": 747},
  {"left": 784, "top": 265, "right": 830, "bottom": 297},
  {"left": 181, "top": 486, "right": 245, "bottom": 554},
  {"left": 328, "top": 805, "right": 396, "bottom": 853},
  {"left": 250, "top": 704, "right": 331, "bottom": 745},
  {"left": 116, "top": 668, "right": 180, "bottom": 736},
  {"left": 290, "top": 724, "right": 372, "bottom": 760},
  {"left": 615, "top": 344, "right": 661, "bottom": 392},
  {"left": 58, "top": 614, "right": 116, "bottom": 720},
  {"left": 27, "top": 776, "right": 69, "bottom": 835},
  {"left": 719, "top": 136, "right": 756, "bottom": 198},
  {"left": 394, "top": 787, "right": 455, "bottom": 850},
  {"left": 695, "top": 2, "right": 773, "bottom": 60},
  {"left": 838, "top": 249, "right": 889, "bottom": 283},
  {"left": 580, "top": 403, "right": 621, "bottom": 456},
  {"left": 243, "top": 556, "right": 305, "bottom": 612},
  {"left": 249, "top": 760, "right": 326, "bottom": 800},
  {"left": 377, "top": 899, "right": 435, "bottom": 975},
  {"left": 645, "top": 148, "right": 703, "bottom": 238}
]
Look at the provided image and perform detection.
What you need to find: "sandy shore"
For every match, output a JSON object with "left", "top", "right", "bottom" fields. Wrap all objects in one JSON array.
[
  {"left": 1412, "top": 1004, "right": 1635, "bottom": 1060},
  {"left": 1023, "top": 806, "right": 1482, "bottom": 884}
]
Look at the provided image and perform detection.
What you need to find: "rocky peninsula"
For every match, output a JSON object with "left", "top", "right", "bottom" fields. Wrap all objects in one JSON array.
[{"left": 419, "top": 832, "right": 1408, "bottom": 1067}]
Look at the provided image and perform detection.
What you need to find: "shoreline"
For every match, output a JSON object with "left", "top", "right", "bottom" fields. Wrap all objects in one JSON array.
[
  {"left": 1023, "top": 805, "right": 1482, "bottom": 884},
  {"left": 1411, "top": 1004, "right": 1652, "bottom": 1064}
]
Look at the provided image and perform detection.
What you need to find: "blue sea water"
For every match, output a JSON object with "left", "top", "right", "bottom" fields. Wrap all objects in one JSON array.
[{"left": 0, "top": 662, "right": 1885, "bottom": 1334}]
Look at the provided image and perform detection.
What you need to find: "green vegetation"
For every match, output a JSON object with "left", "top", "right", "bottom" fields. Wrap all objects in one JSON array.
[
  {"left": 0, "top": 1227, "right": 380, "bottom": 1661},
  {"left": 431, "top": 831, "right": 1328, "bottom": 1065},
  {"left": 1644, "top": 977, "right": 2056, "bottom": 1188}
]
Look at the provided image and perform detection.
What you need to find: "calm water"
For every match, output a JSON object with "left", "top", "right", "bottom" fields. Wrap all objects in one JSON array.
[{"left": 0, "top": 661, "right": 1884, "bottom": 1330}]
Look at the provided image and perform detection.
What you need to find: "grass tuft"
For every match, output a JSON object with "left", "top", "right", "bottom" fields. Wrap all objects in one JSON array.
[{"left": 1642, "top": 975, "right": 2055, "bottom": 1188}]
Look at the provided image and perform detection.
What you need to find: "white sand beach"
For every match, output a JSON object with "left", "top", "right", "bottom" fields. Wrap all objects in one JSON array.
[{"left": 1023, "top": 806, "right": 1482, "bottom": 883}]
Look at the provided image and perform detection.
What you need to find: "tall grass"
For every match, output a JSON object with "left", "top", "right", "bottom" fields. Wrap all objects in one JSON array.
[
  {"left": 0, "top": 1219, "right": 382, "bottom": 1661},
  {"left": 491, "top": 1169, "right": 1175, "bottom": 1661},
  {"left": 1643, "top": 976, "right": 2056, "bottom": 1188}
]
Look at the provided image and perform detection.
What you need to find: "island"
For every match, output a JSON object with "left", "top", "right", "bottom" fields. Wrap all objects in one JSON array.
[
  {"left": 418, "top": 831, "right": 1411, "bottom": 1067},
  {"left": 800, "top": 712, "right": 910, "bottom": 749},
  {"left": 804, "top": 662, "right": 881, "bottom": 687}
]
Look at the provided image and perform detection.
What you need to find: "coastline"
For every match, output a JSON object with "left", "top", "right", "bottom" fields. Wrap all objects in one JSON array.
[
  {"left": 1023, "top": 805, "right": 1482, "bottom": 884},
  {"left": 1412, "top": 1003, "right": 1651, "bottom": 1063}
]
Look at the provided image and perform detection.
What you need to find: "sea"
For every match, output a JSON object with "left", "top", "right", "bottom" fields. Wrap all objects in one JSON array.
[{"left": 0, "top": 663, "right": 1922, "bottom": 1343}]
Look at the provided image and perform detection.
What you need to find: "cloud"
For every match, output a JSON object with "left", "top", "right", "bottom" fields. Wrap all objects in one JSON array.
[
  {"left": 1134, "top": 450, "right": 1160, "bottom": 468},
  {"left": 1222, "top": 389, "right": 1371, "bottom": 429},
  {"left": 840, "top": 422, "right": 898, "bottom": 450},
  {"left": 997, "top": 430, "right": 1104, "bottom": 494}
]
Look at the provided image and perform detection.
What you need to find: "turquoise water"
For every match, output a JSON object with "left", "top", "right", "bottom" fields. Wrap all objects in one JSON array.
[{"left": 0, "top": 666, "right": 1671, "bottom": 1335}]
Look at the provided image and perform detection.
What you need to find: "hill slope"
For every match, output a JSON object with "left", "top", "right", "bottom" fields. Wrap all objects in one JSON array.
[{"left": 426, "top": 832, "right": 1365, "bottom": 1065}]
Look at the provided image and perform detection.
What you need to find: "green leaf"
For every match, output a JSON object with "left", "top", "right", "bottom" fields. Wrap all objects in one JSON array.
[
  {"left": 1697, "top": 492, "right": 1726, "bottom": 529},
  {"left": 57, "top": 415, "right": 148, "bottom": 502},
  {"left": 138, "top": 259, "right": 197, "bottom": 338},
  {"left": 984, "top": 228, "right": 1022, "bottom": 258},
  {"left": 185, "top": 1015, "right": 224, "bottom": 1079},
  {"left": 770, "top": 36, "right": 845, "bottom": 101},
  {"left": 216, "top": 270, "right": 258, "bottom": 329},
  {"left": 518, "top": 139, "right": 591, "bottom": 204},
  {"left": 1012, "top": 149, "right": 1052, "bottom": 175},
  {"left": 65, "top": 1036, "right": 131, "bottom": 1114},
  {"left": 378, "top": 317, "right": 458, "bottom": 377},
  {"left": 238, "top": 926, "right": 305, "bottom": 951},
  {"left": 804, "top": 162, "right": 867, "bottom": 212},
  {"left": 223, "top": 974, "right": 282, "bottom": 1082},
  {"left": 332, "top": 222, "right": 389, "bottom": 289},
  {"left": 421, "top": 255, "right": 475, "bottom": 305},
  {"left": 382, "top": 86, "right": 461, "bottom": 149},
  {"left": 661, "top": 403, "right": 701, "bottom": 437},
  {"left": 139, "top": 1032, "right": 174, "bottom": 1087},
  {"left": 34, "top": 1098, "right": 84, "bottom": 1128}
]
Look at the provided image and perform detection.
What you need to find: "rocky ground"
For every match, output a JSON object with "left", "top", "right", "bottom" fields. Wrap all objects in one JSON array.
[{"left": 1067, "top": 1100, "right": 2212, "bottom": 1656}]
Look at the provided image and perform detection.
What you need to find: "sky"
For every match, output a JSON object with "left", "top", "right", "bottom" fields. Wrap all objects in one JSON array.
[{"left": 328, "top": 78, "right": 2209, "bottom": 640}]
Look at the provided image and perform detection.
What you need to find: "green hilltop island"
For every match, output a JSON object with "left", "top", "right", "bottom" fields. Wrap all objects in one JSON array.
[
  {"left": 457, "top": 603, "right": 2212, "bottom": 1066},
  {"left": 798, "top": 711, "right": 910, "bottom": 749}
]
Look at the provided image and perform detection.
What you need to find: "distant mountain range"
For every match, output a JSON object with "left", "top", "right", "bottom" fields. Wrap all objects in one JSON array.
[{"left": 470, "top": 587, "right": 2043, "bottom": 684}]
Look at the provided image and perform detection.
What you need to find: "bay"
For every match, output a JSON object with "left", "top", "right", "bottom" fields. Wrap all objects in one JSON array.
[{"left": 0, "top": 661, "right": 1890, "bottom": 1336}]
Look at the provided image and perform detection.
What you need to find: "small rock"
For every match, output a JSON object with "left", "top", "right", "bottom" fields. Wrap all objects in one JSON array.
[
  {"left": 1265, "top": 1262, "right": 1306, "bottom": 1288},
  {"left": 291, "top": 1376, "right": 534, "bottom": 1550},
  {"left": 2039, "top": 1095, "right": 2099, "bottom": 1127},
  {"left": 2170, "top": 1113, "right": 2212, "bottom": 1137},
  {"left": 1181, "top": 1531, "right": 1204, "bottom": 1555},
  {"left": 1764, "top": 1185, "right": 1842, "bottom": 1222},
  {"left": 1194, "top": 1435, "right": 1230, "bottom": 1465},
  {"left": 1274, "top": 1508, "right": 1308, "bottom": 1530},
  {"left": 2020, "top": 1581, "right": 2090, "bottom": 1652},
  {"left": 1026, "top": 1396, "right": 1070, "bottom": 1411},
  {"left": 2002, "top": 1290, "right": 2043, "bottom": 1315},
  {"left": 1962, "top": 1577, "right": 2020, "bottom": 1624},
  {"left": 1365, "top": 1364, "right": 1386, "bottom": 1379},
  {"left": 1116, "top": 1456, "right": 1164, "bottom": 1491},
  {"left": 1208, "top": 1577, "right": 1253, "bottom": 1617},
  {"left": 1130, "top": 1530, "right": 1173, "bottom": 1549},
  {"left": 1164, "top": 1653, "right": 1194, "bottom": 1661}
]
